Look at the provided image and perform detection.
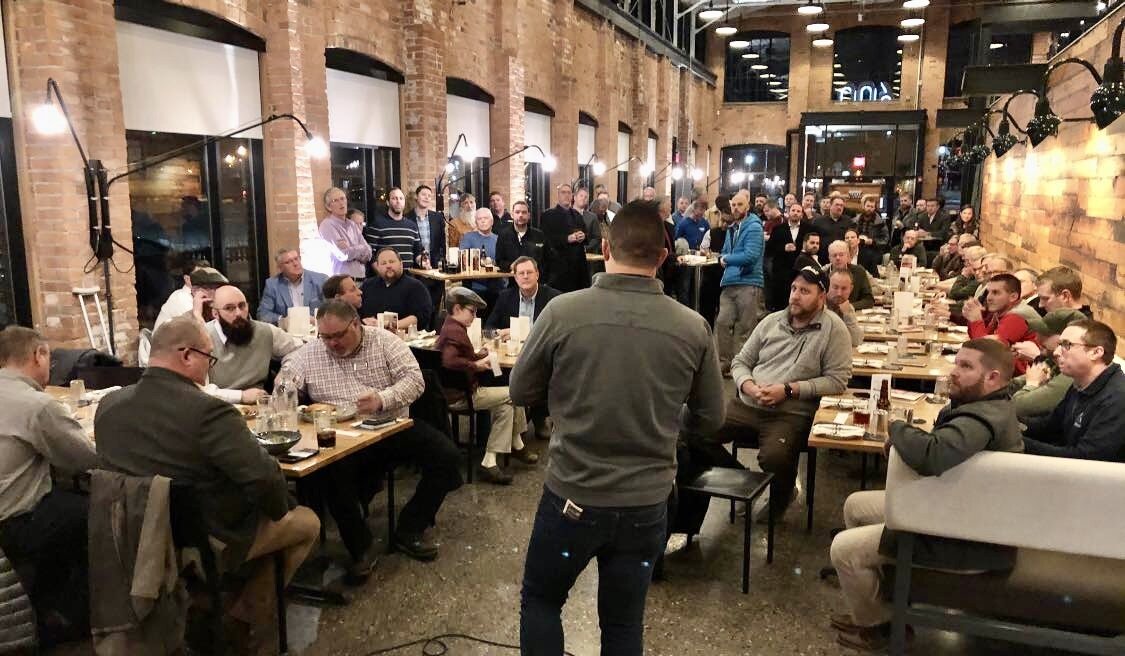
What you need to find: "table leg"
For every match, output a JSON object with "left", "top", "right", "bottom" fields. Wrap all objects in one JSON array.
[
  {"left": 286, "top": 477, "right": 350, "bottom": 606},
  {"left": 692, "top": 266, "right": 703, "bottom": 313}
]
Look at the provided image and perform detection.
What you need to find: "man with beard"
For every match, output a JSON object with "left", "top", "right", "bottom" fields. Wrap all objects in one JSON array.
[
  {"left": 360, "top": 248, "right": 433, "bottom": 331},
  {"left": 802, "top": 192, "right": 818, "bottom": 220},
  {"left": 829, "top": 339, "right": 1023, "bottom": 652},
  {"left": 496, "top": 200, "right": 546, "bottom": 272},
  {"left": 540, "top": 183, "right": 592, "bottom": 292},
  {"left": 204, "top": 285, "right": 303, "bottom": 404},
  {"left": 714, "top": 191, "right": 765, "bottom": 375},
  {"left": 363, "top": 187, "right": 421, "bottom": 269},
  {"left": 694, "top": 266, "right": 851, "bottom": 520},
  {"left": 827, "top": 269, "right": 864, "bottom": 347},
  {"left": 793, "top": 232, "right": 822, "bottom": 272},
  {"left": 853, "top": 195, "right": 889, "bottom": 253},
  {"left": 765, "top": 203, "right": 816, "bottom": 311}
]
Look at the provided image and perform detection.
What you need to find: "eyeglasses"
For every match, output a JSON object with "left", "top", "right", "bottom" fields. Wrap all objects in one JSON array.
[
  {"left": 179, "top": 346, "right": 218, "bottom": 369},
  {"left": 217, "top": 301, "right": 249, "bottom": 313},
  {"left": 1057, "top": 340, "right": 1094, "bottom": 352},
  {"left": 318, "top": 318, "right": 357, "bottom": 341}
]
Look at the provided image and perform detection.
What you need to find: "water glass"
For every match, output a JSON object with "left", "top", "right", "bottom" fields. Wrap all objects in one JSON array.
[
  {"left": 927, "top": 377, "right": 950, "bottom": 404},
  {"left": 256, "top": 395, "right": 273, "bottom": 434},
  {"left": 407, "top": 324, "right": 418, "bottom": 339},
  {"left": 69, "top": 379, "right": 87, "bottom": 408},
  {"left": 929, "top": 341, "right": 944, "bottom": 358}
]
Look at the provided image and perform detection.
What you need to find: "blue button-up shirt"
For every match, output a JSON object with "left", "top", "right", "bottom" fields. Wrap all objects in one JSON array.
[{"left": 519, "top": 291, "right": 537, "bottom": 325}]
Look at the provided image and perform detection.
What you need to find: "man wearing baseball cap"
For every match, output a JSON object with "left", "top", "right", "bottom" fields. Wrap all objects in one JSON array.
[
  {"left": 143, "top": 266, "right": 230, "bottom": 365},
  {"left": 686, "top": 265, "right": 853, "bottom": 521}
]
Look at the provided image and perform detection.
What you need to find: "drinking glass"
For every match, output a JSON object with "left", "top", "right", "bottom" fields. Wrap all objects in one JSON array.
[
  {"left": 926, "top": 377, "right": 950, "bottom": 404},
  {"left": 256, "top": 395, "right": 273, "bottom": 434},
  {"left": 929, "top": 341, "right": 944, "bottom": 358},
  {"left": 314, "top": 409, "right": 336, "bottom": 448},
  {"left": 69, "top": 379, "right": 87, "bottom": 408}
]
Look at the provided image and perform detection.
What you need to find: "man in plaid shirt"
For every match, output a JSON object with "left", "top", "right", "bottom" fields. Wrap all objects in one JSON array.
[{"left": 281, "top": 300, "right": 462, "bottom": 571}]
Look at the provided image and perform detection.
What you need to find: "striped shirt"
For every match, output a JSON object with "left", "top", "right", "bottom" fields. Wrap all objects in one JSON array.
[
  {"left": 364, "top": 213, "right": 421, "bottom": 268},
  {"left": 279, "top": 326, "right": 423, "bottom": 421}
]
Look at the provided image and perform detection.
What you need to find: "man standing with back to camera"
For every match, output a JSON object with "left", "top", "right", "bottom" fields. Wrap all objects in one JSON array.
[{"left": 511, "top": 201, "right": 726, "bottom": 656}]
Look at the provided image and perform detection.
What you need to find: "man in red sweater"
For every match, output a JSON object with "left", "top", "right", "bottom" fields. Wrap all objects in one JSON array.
[{"left": 963, "top": 273, "right": 1038, "bottom": 373}]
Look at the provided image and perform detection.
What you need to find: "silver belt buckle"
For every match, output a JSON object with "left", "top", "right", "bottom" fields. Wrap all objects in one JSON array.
[{"left": 562, "top": 498, "right": 584, "bottom": 520}]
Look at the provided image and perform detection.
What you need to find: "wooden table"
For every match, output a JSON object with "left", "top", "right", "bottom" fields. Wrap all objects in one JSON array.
[
  {"left": 854, "top": 311, "right": 968, "bottom": 345},
  {"left": 408, "top": 268, "right": 513, "bottom": 285},
  {"left": 850, "top": 346, "right": 954, "bottom": 381},
  {"left": 408, "top": 336, "right": 520, "bottom": 369},
  {"left": 586, "top": 253, "right": 605, "bottom": 262},
  {"left": 807, "top": 387, "right": 945, "bottom": 487}
]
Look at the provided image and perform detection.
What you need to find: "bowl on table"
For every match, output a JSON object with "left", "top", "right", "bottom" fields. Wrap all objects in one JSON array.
[{"left": 256, "top": 430, "right": 301, "bottom": 455}]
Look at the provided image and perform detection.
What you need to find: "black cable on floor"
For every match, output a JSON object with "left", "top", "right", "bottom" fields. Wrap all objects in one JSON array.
[{"left": 364, "top": 632, "right": 577, "bottom": 655}]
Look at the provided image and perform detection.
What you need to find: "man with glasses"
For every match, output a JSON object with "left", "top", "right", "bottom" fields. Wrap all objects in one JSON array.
[
  {"left": 279, "top": 300, "right": 462, "bottom": 562},
  {"left": 1022, "top": 320, "right": 1125, "bottom": 462},
  {"left": 258, "top": 248, "right": 328, "bottom": 325},
  {"left": 96, "top": 316, "right": 320, "bottom": 653},
  {"left": 204, "top": 286, "right": 303, "bottom": 404}
]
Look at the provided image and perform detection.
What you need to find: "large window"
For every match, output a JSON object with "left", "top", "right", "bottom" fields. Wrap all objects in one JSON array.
[
  {"left": 330, "top": 144, "right": 401, "bottom": 219},
  {"left": 127, "top": 130, "right": 266, "bottom": 327},
  {"left": 719, "top": 144, "right": 788, "bottom": 198},
  {"left": 0, "top": 119, "right": 27, "bottom": 328},
  {"left": 832, "top": 26, "right": 903, "bottom": 103},
  {"left": 799, "top": 122, "right": 922, "bottom": 209},
  {"left": 724, "top": 31, "right": 790, "bottom": 103},
  {"left": 526, "top": 162, "right": 550, "bottom": 228}
]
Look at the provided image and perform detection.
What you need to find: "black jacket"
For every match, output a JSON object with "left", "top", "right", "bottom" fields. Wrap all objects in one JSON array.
[
  {"left": 1023, "top": 363, "right": 1125, "bottom": 462},
  {"left": 765, "top": 220, "right": 817, "bottom": 307},
  {"left": 411, "top": 209, "right": 447, "bottom": 266},
  {"left": 810, "top": 214, "right": 856, "bottom": 264},
  {"left": 484, "top": 284, "right": 562, "bottom": 330},
  {"left": 540, "top": 205, "right": 592, "bottom": 293},
  {"left": 496, "top": 224, "right": 547, "bottom": 273}
]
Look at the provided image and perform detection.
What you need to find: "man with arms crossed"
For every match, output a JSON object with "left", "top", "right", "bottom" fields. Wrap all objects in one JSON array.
[{"left": 512, "top": 201, "right": 725, "bottom": 655}]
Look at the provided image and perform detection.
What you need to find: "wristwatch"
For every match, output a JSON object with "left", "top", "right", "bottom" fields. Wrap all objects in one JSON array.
[{"left": 784, "top": 383, "right": 794, "bottom": 399}]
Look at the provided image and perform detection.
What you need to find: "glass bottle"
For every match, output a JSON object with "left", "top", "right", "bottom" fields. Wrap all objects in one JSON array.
[{"left": 874, "top": 380, "right": 892, "bottom": 440}]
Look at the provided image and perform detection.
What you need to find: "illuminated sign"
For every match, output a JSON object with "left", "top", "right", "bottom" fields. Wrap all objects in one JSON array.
[
  {"left": 852, "top": 156, "right": 866, "bottom": 169},
  {"left": 835, "top": 81, "right": 893, "bottom": 103}
]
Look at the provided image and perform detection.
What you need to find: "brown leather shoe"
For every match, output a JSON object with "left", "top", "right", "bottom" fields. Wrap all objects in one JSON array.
[
  {"left": 830, "top": 612, "right": 863, "bottom": 634},
  {"left": 479, "top": 465, "right": 514, "bottom": 485},
  {"left": 836, "top": 623, "right": 913, "bottom": 652}
]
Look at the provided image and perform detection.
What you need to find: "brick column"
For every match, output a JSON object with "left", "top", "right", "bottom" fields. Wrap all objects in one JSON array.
[
  {"left": 552, "top": 1, "right": 578, "bottom": 186},
  {"left": 593, "top": 22, "right": 618, "bottom": 197},
  {"left": 401, "top": 1, "right": 447, "bottom": 199},
  {"left": 261, "top": 0, "right": 331, "bottom": 258},
  {"left": 7, "top": 0, "right": 138, "bottom": 354},
  {"left": 629, "top": 43, "right": 649, "bottom": 200},
  {"left": 918, "top": 4, "right": 951, "bottom": 199},
  {"left": 490, "top": 0, "right": 525, "bottom": 205}
]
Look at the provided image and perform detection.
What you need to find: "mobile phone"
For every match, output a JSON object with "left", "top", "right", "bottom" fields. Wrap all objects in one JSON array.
[
  {"left": 356, "top": 418, "right": 395, "bottom": 430},
  {"left": 277, "top": 448, "right": 319, "bottom": 463}
]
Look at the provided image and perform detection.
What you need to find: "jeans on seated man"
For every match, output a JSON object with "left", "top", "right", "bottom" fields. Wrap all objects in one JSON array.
[
  {"left": 95, "top": 317, "right": 320, "bottom": 652},
  {"left": 204, "top": 285, "right": 303, "bottom": 405},
  {"left": 437, "top": 287, "right": 537, "bottom": 485},
  {"left": 280, "top": 300, "right": 462, "bottom": 570},
  {"left": 829, "top": 339, "right": 1023, "bottom": 652},
  {"left": 0, "top": 327, "right": 98, "bottom": 646},
  {"left": 688, "top": 267, "right": 853, "bottom": 519}
]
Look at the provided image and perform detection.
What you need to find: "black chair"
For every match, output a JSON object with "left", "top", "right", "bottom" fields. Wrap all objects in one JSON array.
[
  {"left": 168, "top": 484, "right": 287, "bottom": 655},
  {"left": 731, "top": 436, "right": 818, "bottom": 532},
  {"left": 75, "top": 365, "right": 143, "bottom": 390},
  {"left": 679, "top": 467, "right": 775, "bottom": 594},
  {"left": 435, "top": 367, "right": 481, "bottom": 483}
]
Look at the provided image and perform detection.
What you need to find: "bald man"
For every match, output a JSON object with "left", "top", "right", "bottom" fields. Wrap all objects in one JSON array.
[{"left": 205, "top": 285, "right": 303, "bottom": 404}]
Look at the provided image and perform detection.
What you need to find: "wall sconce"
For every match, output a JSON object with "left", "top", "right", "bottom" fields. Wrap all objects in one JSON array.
[{"left": 1090, "top": 19, "right": 1124, "bottom": 129}]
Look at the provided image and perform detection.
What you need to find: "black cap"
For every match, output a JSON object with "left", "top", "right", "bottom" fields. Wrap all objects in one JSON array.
[{"left": 794, "top": 265, "right": 829, "bottom": 291}]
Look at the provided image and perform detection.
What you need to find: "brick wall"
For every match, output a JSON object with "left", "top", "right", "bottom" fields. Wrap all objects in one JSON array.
[{"left": 980, "top": 9, "right": 1125, "bottom": 348}]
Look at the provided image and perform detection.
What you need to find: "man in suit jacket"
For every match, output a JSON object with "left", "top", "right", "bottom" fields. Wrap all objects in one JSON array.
[
  {"left": 540, "top": 183, "right": 592, "bottom": 293},
  {"left": 485, "top": 256, "right": 561, "bottom": 332},
  {"left": 765, "top": 204, "right": 818, "bottom": 311},
  {"left": 95, "top": 316, "right": 320, "bottom": 642},
  {"left": 258, "top": 248, "right": 328, "bottom": 325},
  {"left": 496, "top": 200, "right": 546, "bottom": 273},
  {"left": 410, "top": 184, "right": 447, "bottom": 267}
]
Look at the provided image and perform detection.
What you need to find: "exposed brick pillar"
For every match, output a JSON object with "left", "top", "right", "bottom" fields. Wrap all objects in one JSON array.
[
  {"left": 593, "top": 21, "right": 618, "bottom": 198},
  {"left": 401, "top": 0, "right": 447, "bottom": 200},
  {"left": 490, "top": 0, "right": 525, "bottom": 206},
  {"left": 655, "top": 61, "right": 674, "bottom": 197},
  {"left": 552, "top": 1, "right": 578, "bottom": 186},
  {"left": 261, "top": 0, "right": 331, "bottom": 258},
  {"left": 918, "top": 4, "right": 951, "bottom": 199},
  {"left": 629, "top": 43, "right": 648, "bottom": 201},
  {"left": 7, "top": 0, "right": 138, "bottom": 355}
]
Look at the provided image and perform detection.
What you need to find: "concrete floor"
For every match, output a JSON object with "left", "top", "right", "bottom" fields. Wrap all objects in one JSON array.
[
  {"left": 289, "top": 444, "right": 1078, "bottom": 656},
  {"left": 46, "top": 442, "right": 1081, "bottom": 656}
]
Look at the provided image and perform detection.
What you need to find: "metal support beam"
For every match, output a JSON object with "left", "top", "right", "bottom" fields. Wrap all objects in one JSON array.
[{"left": 981, "top": 1, "right": 1097, "bottom": 25}]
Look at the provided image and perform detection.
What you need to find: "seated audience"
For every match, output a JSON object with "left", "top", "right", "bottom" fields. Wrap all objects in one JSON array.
[
  {"left": 485, "top": 257, "right": 560, "bottom": 333},
  {"left": 496, "top": 200, "right": 546, "bottom": 273},
  {"left": 460, "top": 208, "right": 505, "bottom": 304},
  {"left": 888, "top": 229, "right": 927, "bottom": 267},
  {"left": 280, "top": 300, "right": 462, "bottom": 561},
  {"left": 1022, "top": 319, "right": 1125, "bottom": 462},
  {"left": 826, "top": 269, "right": 865, "bottom": 347},
  {"left": 826, "top": 240, "right": 874, "bottom": 310},
  {"left": 933, "top": 245, "right": 985, "bottom": 295},
  {"left": 0, "top": 327, "right": 98, "bottom": 646},
  {"left": 437, "top": 288, "right": 537, "bottom": 485},
  {"left": 96, "top": 317, "right": 320, "bottom": 650},
  {"left": 258, "top": 248, "right": 328, "bottom": 325},
  {"left": 948, "top": 204, "right": 980, "bottom": 239},
  {"left": 360, "top": 248, "right": 434, "bottom": 330},
  {"left": 829, "top": 339, "right": 1023, "bottom": 651},
  {"left": 694, "top": 267, "right": 852, "bottom": 518},
  {"left": 1009, "top": 268, "right": 1041, "bottom": 324},
  {"left": 323, "top": 274, "right": 376, "bottom": 325},
  {"left": 1034, "top": 266, "right": 1094, "bottom": 319},
  {"left": 844, "top": 228, "right": 879, "bottom": 278},
  {"left": 794, "top": 232, "right": 822, "bottom": 272},
  {"left": 929, "top": 234, "right": 965, "bottom": 281},
  {"left": 1009, "top": 309, "right": 1086, "bottom": 422},
  {"left": 950, "top": 252, "right": 1011, "bottom": 317},
  {"left": 205, "top": 285, "right": 302, "bottom": 404}
]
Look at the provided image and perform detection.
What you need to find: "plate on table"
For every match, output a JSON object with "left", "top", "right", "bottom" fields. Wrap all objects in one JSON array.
[{"left": 298, "top": 402, "right": 357, "bottom": 423}]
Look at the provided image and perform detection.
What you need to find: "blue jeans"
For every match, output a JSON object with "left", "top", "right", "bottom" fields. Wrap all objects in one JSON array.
[{"left": 520, "top": 486, "right": 668, "bottom": 656}]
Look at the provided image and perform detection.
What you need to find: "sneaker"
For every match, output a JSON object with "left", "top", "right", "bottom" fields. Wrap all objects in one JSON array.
[
  {"left": 392, "top": 532, "right": 439, "bottom": 562},
  {"left": 479, "top": 464, "right": 514, "bottom": 485},
  {"left": 511, "top": 446, "right": 539, "bottom": 465},
  {"left": 344, "top": 545, "right": 379, "bottom": 585}
]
